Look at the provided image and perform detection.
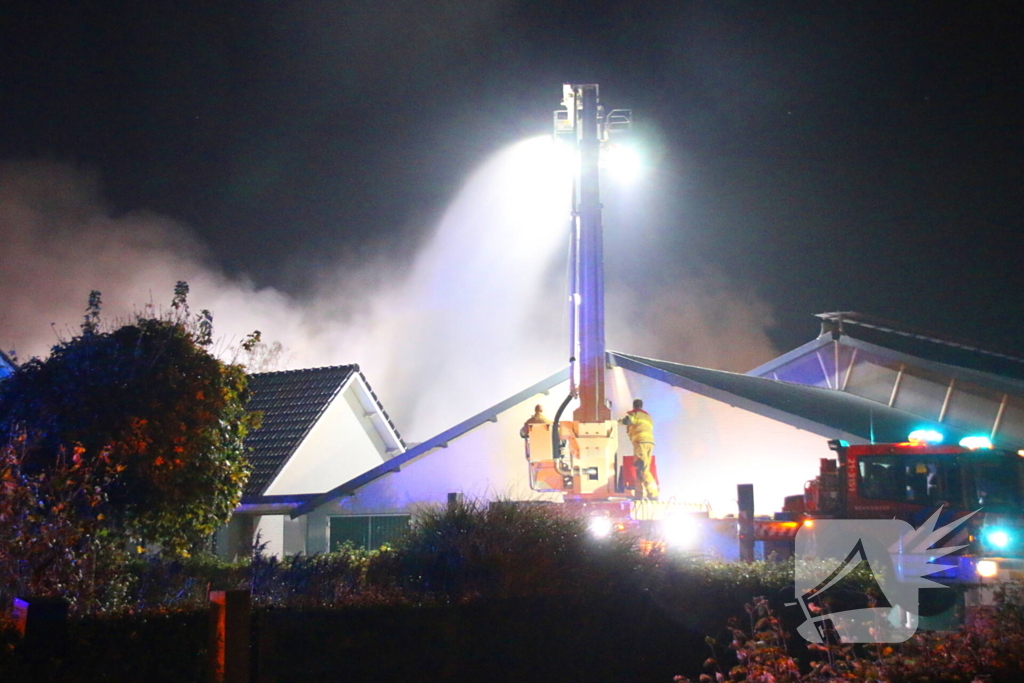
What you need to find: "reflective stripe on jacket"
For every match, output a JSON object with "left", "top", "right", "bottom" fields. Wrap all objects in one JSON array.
[{"left": 621, "top": 409, "right": 654, "bottom": 444}]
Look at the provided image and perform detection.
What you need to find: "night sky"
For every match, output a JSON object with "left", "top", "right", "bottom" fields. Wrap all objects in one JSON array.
[{"left": 3, "top": 1, "right": 1023, "bottom": 359}]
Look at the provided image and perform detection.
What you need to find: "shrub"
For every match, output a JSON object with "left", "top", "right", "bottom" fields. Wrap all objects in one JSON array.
[
  {"left": 0, "top": 440, "right": 134, "bottom": 620},
  {"left": 368, "top": 498, "right": 639, "bottom": 601},
  {"left": 0, "top": 285, "right": 259, "bottom": 555},
  {"left": 250, "top": 544, "right": 381, "bottom": 608},
  {"left": 114, "top": 552, "right": 247, "bottom": 612},
  {"left": 678, "top": 582, "right": 1024, "bottom": 683}
]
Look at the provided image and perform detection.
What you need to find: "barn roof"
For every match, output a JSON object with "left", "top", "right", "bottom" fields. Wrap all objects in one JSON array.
[
  {"left": 289, "top": 340, "right": 1013, "bottom": 517},
  {"left": 750, "top": 312, "right": 1024, "bottom": 391},
  {"left": 612, "top": 352, "right": 969, "bottom": 446}
]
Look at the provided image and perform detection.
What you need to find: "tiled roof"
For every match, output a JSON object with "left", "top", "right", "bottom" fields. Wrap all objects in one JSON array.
[{"left": 243, "top": 366, "right": 357, "bottom": 497}]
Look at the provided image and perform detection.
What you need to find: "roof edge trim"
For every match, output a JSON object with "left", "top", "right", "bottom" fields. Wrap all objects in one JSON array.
[
  {"left": 611, "top": 352, "right": 871, "bottom": 444},
  {"left": 290, "top": 367, "right": 571, "bottom": 518}
]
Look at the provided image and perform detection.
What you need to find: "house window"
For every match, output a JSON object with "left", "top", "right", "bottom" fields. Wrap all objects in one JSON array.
[{"left": 329, "top": 515, "right": 411, "bottom": 551}]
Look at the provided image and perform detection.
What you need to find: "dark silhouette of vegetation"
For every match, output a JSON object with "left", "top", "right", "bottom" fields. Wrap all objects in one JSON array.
[
  {"left": 679, "top": 584, "right": 1024, "bottom": 683},
  {"left": 6, "top": 493, "right": 1024, "bottom": 681},
  {"left": 368, "top": 498, "right": 639, "bottom": 601},
  {"left": 0, "top": 284, "right": 259, "bottom": 554}
]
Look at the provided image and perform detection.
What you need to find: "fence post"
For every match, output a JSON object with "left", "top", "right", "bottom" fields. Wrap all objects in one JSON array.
[
  {"left": 13, "top": 596, "right": 70, "bottom": 659},
  {"left": 737, "top": 484, "right": 755, "bottom": 563},
  {"left": 209, "top": 590, "right": 251, "bottom": 683}
]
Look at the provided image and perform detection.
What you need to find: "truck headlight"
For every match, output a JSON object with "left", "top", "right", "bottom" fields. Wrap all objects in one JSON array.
[
  {"left": 663, "top": 516, "right": 699, "bottom": 548},
  {"left": 977, "top": 560, "right": 999, "bottom": 578}
]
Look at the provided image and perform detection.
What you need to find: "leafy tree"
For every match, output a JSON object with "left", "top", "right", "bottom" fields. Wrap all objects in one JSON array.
[{"left": 0, "top": 285, "right": 259, "bottom": 554}]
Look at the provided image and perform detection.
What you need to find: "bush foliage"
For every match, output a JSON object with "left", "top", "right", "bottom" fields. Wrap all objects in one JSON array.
[
  {"left": 0, "top": 441, "right": 129, "bottom": 613},
  {"left": 368, "top": 498, "right": 639, "bottom": 601},
  {"left": 677, "top": 584, "right": 1024, "bottom": 683},
  {"left": 5, "top": 496, "right": 1024, "bottom": 681},
  {"left": 0, "top": 284, "right": 259, "bottom": 554}
]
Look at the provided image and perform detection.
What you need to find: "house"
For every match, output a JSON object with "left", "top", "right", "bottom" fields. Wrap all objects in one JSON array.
[
  {"left": 288, "top": 351, "right": 968, "bottom": 543},
  {"left": 261, "top": 314, "right": 1024, "bottom": 556},
  {"left": 214, "top": 365, "right": 404, "bottom": 559}
]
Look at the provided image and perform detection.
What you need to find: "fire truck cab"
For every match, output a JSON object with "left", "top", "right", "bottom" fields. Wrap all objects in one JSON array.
[{"left": 803, "top": 434, "right": 1024, "bottom": 583}]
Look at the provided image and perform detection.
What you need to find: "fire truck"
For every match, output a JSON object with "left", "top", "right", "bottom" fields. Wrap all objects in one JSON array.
[
  {"left": 533, "top": 83, "right": 1024, "bottom": 580},
  {"left": 792, "top": 433, "right": 1024, "bottom": 584},
  {"left": 526, "top": 417, "right": 1024, "bottom": 581}
]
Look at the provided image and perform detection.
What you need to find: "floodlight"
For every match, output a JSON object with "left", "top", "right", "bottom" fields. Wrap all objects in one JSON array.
[
  {"left": 589, "top": 516, "right": 613, "bottom": 539},
  {"left": 601, "top": 142, "right": 642, "bottom": 183}
]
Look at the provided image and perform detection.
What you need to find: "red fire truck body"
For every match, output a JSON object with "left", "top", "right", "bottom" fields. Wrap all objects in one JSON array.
[{"left": 795, "top": 439, "right": 1024, "bottom": 583}]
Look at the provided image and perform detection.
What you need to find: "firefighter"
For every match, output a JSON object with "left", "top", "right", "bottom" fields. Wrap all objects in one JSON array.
[
  {"left": 520, "top": 404, "right": 550, "bottom": 438},
  {"left": 620, "top": 398, "right": 659, "bottom": 500}
]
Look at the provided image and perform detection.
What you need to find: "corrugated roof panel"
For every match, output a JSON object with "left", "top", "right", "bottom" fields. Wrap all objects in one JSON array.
[{"left": 611, "top": 352, "right": 986, "bottom": 447}]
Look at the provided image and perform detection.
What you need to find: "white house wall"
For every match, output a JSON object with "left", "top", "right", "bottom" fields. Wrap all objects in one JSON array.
[
  {"left": 303, "top": 386, "right": 570, "bottom": 553},
  {"left": 607, "top": 366, "right": 833, "bottom": 516},
  {"left": 264, "top": 384, "right": 390, "bottom": 496},
  {"left": 302, "top": 368, "right": 840, "bottom": 552},
  {"left": 255, "top": 514, "right": 285, "bottom": 557}
]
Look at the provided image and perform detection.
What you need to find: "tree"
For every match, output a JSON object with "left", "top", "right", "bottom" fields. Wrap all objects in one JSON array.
[{"left": 0, "top": 285, "right": 259, "bottom": 554}]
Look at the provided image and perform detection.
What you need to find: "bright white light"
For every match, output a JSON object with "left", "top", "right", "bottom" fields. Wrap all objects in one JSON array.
[
  {"left": 908, "top": 429, "right": 943, "bottom": 444},
  {"left": 959, "top": 435, "right": 993, "bottom": 450},
  {"left": 986, "top": 529, "right": 1011, "bottom": 549},
  {"left": 663, "top": 515, "right": 700, "bottom": 548},
  {"left": 550, "top": 138, "right": 578, "bottom": 179},
  {"left": 589, "top": 516, "right": 613, "bottom": 539},
  {"left": 601, "top": 142, "right": 642, "bottom": 183},
  {"left": 977, "top": 560, "right": 999, "bottom": 578}
]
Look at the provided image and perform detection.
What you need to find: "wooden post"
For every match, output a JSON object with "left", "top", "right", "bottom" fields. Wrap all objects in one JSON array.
[
  {"left": 209, "top": 590, "right": 251, "bottom": 683},
  {"left": 737, "top": 484, "right": 755, "bottom": 563}
]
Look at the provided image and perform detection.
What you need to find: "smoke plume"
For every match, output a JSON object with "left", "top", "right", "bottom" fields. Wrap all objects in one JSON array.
[{"left": 0, "top": 155, "right": 777, "bottom": 441}]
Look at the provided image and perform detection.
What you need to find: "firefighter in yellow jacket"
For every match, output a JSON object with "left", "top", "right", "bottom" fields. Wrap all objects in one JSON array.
[
  {"left": 620, "top": 399, "right": 659, "bottom": 500},
  {"left": 520, "top": 404, "right": 551, "bottom": 438}
]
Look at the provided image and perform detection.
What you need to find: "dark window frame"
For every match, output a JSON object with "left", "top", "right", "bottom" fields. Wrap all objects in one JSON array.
[{"left": 329, "top": 514, "right": 411, "bottom": 551}]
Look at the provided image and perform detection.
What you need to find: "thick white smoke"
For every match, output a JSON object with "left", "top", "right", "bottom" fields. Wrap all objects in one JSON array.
[{"left": 0, "top": 150, "right": 777, "bottom": 441}]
